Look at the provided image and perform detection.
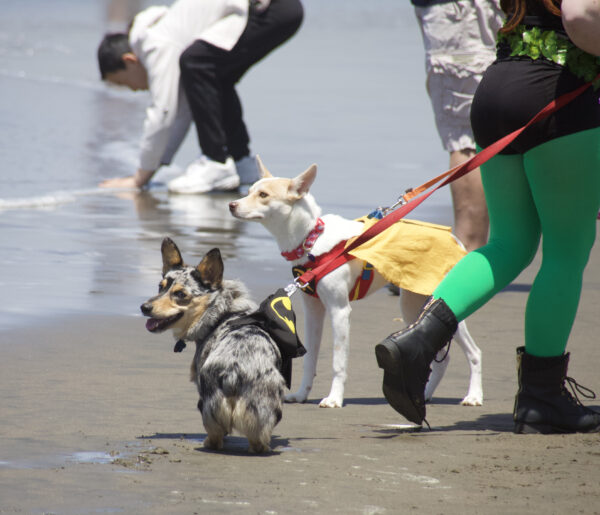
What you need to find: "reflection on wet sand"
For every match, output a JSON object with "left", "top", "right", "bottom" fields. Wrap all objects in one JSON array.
[
  {"left": 0, "top": 0, "right": 443, "bottom": 328},
  {"left": 77, "top": 188, "right": 252, "bottom": 321},
  {"left": 119, "top": 189, "right": 244, "bottom": 259}
]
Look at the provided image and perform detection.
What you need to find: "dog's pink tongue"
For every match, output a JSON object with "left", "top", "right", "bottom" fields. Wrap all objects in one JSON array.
[{"left": 145, "top": 318, "right": 160, "bottom": 332}]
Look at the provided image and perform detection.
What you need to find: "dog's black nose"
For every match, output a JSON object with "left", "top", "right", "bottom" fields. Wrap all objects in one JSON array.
[
  {"left": 140, "top": 303, "right": 152, "bottom": 316},
  {"left": 228, "top": 201, "right": 237, "bottom": 212}
]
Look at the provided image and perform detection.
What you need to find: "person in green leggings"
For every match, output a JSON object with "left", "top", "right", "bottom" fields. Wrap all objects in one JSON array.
[{"left": 375, "top": 0, "right": 600, "bottom": 434}]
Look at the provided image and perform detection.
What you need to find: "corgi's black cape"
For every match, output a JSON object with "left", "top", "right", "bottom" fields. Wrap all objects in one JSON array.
[{"left": 228, "top": 288, "right": 306, "bottom": 389}]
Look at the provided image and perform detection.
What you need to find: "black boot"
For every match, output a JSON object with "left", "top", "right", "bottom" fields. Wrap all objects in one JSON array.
[
  {"left": 375, "top": 297, "right": 457, "bottom": 425},
  {"left": 514, "top": 347, "right": 600, "bottom": 434}
]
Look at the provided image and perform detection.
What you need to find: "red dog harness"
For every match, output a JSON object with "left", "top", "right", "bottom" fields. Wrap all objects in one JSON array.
[{"left": 284, "top": 224, "right": 376, "bottom": 301}]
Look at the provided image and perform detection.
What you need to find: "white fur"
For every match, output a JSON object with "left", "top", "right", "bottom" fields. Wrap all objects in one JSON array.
[{"left": 229, "top": 159, "right": 483, "bottom": 408}]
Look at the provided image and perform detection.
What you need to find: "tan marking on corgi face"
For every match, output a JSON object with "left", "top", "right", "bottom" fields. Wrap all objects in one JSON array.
[
  {"left": 170, "top": 294, "right": 211, "bottom": 340},
  {"left": 143, "top": 243, "right": 224, "bottom": 340},
  {"left": 148, "top": 291, "right": 181, "bottom": 318},
  {"left": 147, "top": 286, "right": 211, "bottom": 340},
  {"left": 144, "top": 272, "right": 214, "bottom": 335}
]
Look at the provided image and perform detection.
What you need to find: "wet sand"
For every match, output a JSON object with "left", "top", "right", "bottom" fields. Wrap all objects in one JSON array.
[
  {"left": 1, "top": 238, "right": 599, "bottom": 515},
  {"left": 0, "top": 0, "right": 454, "bottom": 331},
  {"left": 2, "top": 0, "right": 600, "bottom": 512}
]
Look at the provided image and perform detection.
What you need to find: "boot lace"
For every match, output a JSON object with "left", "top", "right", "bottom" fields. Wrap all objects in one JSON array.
[
  {"left": 433, "top": 341, "right": 451, "bottom": 363},
  {"left": 564, "top": 376, "right": 599, "bottom": 413}
]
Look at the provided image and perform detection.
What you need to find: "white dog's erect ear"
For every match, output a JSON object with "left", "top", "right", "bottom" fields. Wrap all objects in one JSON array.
[
  {"left": 288, "top": 164, "right": 317, "bottom": 199},
  {"left": 161, "top": 237, "right": 184, "bottom": 276},
  {"left": 256, "top": 155, "right": 272, "bottom": 179},
  {"left": 196, "top": 248, "right": 223, "bottom": 290}
]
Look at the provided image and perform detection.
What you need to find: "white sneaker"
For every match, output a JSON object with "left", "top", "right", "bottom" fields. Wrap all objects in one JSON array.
[
  {"left": 235, "top": 155, "right": 260, "bottom": 185},
  {"left": 168, "top": 156, "right": 240, "bottom": 194}
]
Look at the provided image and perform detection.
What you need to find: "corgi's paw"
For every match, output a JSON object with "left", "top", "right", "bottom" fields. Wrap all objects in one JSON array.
[
  {"left": 285, "top": 391, "right": 308, "bottom": 403},
  {"left": 318, "top": 396, "right": 343, "bottom": 408},
  {"left": 203, "top": 436, "right": 224, "bottom": 451},
  {"left": 460, "top": 393, "right": 483, "bottom": 406},
  {"left": 248, "top": 441, "right": 271, "bottom": 454}
]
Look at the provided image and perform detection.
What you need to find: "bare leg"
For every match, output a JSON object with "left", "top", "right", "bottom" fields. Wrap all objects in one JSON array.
[{"left": 449, "top": 149, "right": 489, "bottom": 251}]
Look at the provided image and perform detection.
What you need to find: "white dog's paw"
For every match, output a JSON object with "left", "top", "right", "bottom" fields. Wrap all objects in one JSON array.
[
  {"left": 460, "top": 394, "right": 483, "bottom": 406},
  {"left": 424, "top": 386, "right": 434, "bottom": 403},
  {"left": 284, "top": 391, "right": 308, "bottom": 403},
  {"left": 318, "top": 396, "right": 343, "bottom": 408}
]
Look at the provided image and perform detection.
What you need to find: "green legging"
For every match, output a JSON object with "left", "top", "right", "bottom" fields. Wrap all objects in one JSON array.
[{"left": 433, "top": 127, "right": 600, "bottom": 357}]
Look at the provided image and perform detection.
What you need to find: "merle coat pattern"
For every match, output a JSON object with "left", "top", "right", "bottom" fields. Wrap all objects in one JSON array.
[{"left": 141, "top": 239, "right": 285, "bottom": 453}]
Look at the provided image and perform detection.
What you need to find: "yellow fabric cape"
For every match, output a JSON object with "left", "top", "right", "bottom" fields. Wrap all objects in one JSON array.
[{"left": 347, "top": 217, "right": 466, "bottom": 296}]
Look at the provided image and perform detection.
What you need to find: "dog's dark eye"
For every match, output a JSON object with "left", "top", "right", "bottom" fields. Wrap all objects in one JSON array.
[
  {"left": 173, "top": 290, "right": 187, "bottom": 300},
  {"left": 259, "top": 191, "right": 269, "bottom": 199}
]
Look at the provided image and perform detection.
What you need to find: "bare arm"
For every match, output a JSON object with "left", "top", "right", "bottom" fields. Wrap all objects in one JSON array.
[{"left": 562, "top": 0, "right": 600, "bottom": 56}]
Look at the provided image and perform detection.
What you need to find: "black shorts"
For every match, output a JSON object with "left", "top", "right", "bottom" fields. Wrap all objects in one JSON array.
[{"left": 470, "top": 57, "right": 600, "bottom": 154}]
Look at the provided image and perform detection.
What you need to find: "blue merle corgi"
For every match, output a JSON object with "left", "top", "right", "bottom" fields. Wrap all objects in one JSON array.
[{"left": 141, "top": 238, "right": 288, "bottom": 453}]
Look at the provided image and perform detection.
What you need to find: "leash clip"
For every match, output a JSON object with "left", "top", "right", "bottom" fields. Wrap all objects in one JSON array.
[
  {"left": 399, "top": 187, "right": 413, "bottom": 206},
  {"left": 284, "top": 281, "right": 299, "bottom": 296},
  {"left": 380, "top": 188, "right": 414, "bottom": 216},
  {"left": 287, "top": 276, "right": 311, "bottom": 296}
]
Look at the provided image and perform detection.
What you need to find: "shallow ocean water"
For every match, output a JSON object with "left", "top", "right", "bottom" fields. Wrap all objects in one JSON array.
[{"left": 0, "top": 0, "right": 453, "bottom": 331}]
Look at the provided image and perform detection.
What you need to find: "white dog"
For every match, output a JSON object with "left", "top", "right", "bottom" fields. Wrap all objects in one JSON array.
[{"left": 229, "top": 158, "right": 482, "bottom": 409}]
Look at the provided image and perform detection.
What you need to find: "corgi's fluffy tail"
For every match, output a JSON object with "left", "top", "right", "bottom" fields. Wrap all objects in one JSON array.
[
  {"left": 202, "top": 394, "right": 281, "bottom": 453},
  {"left": 232, "top": 398, "right": 273, "bottom": 453}
]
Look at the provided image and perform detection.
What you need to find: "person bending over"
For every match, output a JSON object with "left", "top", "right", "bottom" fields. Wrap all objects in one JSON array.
[{"left": 97, "top": 0, "right": 303, "bottom": 194}]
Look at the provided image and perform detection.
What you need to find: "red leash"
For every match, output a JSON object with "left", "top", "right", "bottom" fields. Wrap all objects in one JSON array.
[{"left": 295, "top": 74, "right": 600, "bottom": 290}]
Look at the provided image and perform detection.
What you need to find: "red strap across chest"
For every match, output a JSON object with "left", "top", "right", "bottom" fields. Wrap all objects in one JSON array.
[{"left": 292, "top": 240, "right": 376, "bottom": 301}]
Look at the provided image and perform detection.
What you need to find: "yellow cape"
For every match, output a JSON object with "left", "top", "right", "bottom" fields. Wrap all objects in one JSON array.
[{"left": 347, "top": 217, "right": 466, "bottom": 296}]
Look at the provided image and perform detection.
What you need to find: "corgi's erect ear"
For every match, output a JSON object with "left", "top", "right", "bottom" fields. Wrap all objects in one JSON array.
[
  {"left": 288, "top": 164, "right": 317, "bottom": 199},
  {"left": 161, "top": 237, "right": 184, "bottom": 276},
  {"left": 256, "top": 155, "right": 272, "bottom": 179},
  {"left": 196, "top": 248, "right": 223, "bottom": 290}
]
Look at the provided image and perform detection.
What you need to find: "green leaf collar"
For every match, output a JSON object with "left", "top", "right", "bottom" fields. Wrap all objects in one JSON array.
[{"left": 499, "top": 25, "right": 600, "bottom": 87}]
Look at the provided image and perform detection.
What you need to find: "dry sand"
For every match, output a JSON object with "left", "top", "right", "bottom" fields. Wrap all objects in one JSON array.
[{"left": 1, "top": 242, "right": 600, "bottom": 515}]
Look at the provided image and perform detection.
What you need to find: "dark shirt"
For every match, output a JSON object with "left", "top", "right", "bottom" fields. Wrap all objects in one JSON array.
[
  {"left": 503, "top": 0, "right": 564, "bottom": 32},
  {"left": 521, "top": 0, "right": 565, "bottom": 32}
]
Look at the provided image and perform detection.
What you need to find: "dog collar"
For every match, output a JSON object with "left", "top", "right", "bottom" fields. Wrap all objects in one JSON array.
[{"left": 281, "top": 218, "right": 325, "bottom": 261}]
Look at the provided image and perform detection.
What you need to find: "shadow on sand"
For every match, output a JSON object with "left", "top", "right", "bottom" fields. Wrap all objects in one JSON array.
[{"left": 137, "top": 432, "right": 294, "bottom": 456}]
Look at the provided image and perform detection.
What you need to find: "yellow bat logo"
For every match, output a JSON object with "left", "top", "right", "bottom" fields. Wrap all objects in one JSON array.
[{"left": 269, "top": 296, "right": 296, "bottom": 334}]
